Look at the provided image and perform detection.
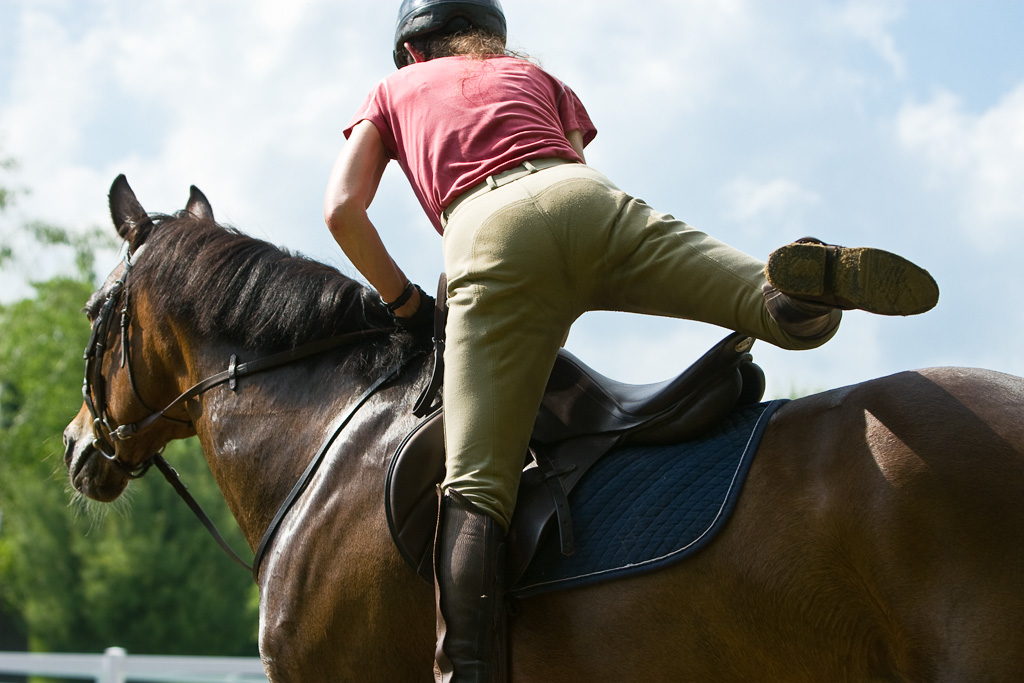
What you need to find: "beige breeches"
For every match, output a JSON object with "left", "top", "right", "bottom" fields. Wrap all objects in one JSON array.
[{"left": 440, "top": 162, "right": 831, "bottom": 528}]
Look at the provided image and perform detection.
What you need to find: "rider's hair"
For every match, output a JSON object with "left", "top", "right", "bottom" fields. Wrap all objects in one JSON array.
[{"left": 408, "top": 25, "right": 527, "bottom": 62}]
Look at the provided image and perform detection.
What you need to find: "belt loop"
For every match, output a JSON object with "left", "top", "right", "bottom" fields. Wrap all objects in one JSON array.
[
  {"left": 523, "top": 160, "right": 538, "bottom": 173},
  {"left": 486, "top": 175, "right": 498, "bottom": 190}
]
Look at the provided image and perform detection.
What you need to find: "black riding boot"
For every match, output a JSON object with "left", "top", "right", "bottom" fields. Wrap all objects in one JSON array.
[
  {"left": 433, "top": 488, "right": 508, "bottom": 683},
  {"left": 762, "top": 282, "right": 844, "bottom": 341}
]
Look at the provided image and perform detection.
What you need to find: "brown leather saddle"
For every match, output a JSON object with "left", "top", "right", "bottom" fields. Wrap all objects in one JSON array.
[{"left": 385, "top": 330, "right": 766, "bottom": 585}]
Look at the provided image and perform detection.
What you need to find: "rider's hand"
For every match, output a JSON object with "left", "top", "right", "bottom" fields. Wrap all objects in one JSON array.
[{"left": 392, "top": 284, "right": 434, "bottom": 330}]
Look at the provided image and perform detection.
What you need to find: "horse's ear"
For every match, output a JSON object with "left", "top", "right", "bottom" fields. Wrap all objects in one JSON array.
[
  {"left": 108, "top": 174, "right": 152, "bottom": 250},
  {"left": 186, "top": 185, "right": 215, "bottom": 222}
]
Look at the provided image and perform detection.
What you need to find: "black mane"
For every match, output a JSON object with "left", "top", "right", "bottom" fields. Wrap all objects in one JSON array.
[{"left": 129, "top": 212, "right": 399, "bottom": 354}]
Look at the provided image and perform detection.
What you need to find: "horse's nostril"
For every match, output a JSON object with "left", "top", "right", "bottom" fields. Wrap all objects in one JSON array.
[{"left": 63, "top": 431, "right": 76, "bottom": 466}]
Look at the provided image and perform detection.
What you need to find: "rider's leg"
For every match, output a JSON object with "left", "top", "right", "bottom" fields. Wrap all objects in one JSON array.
[
  {"left": 437, "top": 174, "right": 578, "bottom": 683},
  {"left": 521, "top": 165, "right": 841, "bottom": 349},
  {"left": 536, "top": 167, "right": 933, "bottom": 343},
  {"left": 761, "top": 282, "right": 843, "bottom": 341},
  {"left": 432, "top": 487, "right": 508, "bottom": 683}
]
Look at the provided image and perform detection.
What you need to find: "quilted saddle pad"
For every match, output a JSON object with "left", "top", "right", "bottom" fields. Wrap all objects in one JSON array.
[{"left": 511, "top": 399, "right": 786, "bottom": 598}]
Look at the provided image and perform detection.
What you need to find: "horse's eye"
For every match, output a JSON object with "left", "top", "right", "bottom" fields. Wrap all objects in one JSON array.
[{"left": 84, "top": 292, "right": 104, "bottom": 322}]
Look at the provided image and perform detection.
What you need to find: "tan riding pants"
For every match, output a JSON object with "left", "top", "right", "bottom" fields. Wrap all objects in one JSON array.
[{"left": 440, "top": 162, "right": 832, "bottom": 529}]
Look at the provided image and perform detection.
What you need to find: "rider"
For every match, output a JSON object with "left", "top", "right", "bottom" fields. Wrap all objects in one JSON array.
[{"left": 323, "top": 1, "right": 939, "bottom": 680}]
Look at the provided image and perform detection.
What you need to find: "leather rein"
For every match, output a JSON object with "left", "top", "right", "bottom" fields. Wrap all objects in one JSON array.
[{"left": 82, "top": 248, "right": 398, "bottom": 577}]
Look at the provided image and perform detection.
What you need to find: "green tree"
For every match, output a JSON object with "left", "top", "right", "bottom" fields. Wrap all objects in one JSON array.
[
  {"left": 0, "top": 163, "right": 258, "bottom": 657},
  {"left": 0, "top": 153, "right": 20, "bottom": 269}
]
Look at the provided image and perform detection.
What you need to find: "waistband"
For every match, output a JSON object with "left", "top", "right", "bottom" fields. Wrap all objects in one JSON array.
[{"left": 440, "top": 158, "right": 574, "bottom": 228}]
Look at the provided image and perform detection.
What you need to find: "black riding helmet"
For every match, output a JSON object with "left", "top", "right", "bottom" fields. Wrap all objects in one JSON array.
[{"left": 393, "top": 0, "right": 507, "bottom": 68}]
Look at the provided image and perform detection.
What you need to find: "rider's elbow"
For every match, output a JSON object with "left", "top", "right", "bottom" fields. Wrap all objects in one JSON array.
[{"left": 323, "top": 193, "right": 364, "bottom": 238}]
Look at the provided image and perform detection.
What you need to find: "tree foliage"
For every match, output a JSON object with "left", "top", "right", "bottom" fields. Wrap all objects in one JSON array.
[
  {"left": 0, "top": 164, "right": 258, "bottom": 657},
  {"left": 0, "top": 154, "right": 17, "bottom": 269}
]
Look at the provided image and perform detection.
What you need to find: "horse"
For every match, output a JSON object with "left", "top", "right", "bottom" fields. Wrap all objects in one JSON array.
[{"left": 62, "top": 176, "right": 1024, "bottom": 682}]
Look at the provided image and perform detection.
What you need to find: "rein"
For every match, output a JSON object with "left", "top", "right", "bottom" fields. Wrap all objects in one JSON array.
[
  {"left": 82, "top": 248, "right": 400, "bottom": 574},
  {"left": 112, "top": 327, "right": 395, "bottom": 447}
]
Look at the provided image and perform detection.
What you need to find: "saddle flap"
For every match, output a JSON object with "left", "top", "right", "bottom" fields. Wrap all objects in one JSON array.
[{"left": 385, "top": 409, "right": 445, "bottom": 581}]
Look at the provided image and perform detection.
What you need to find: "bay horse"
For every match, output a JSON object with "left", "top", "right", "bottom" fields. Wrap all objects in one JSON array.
[{"left": 63, "top": 176, "right": 1024, "bottom": 682}]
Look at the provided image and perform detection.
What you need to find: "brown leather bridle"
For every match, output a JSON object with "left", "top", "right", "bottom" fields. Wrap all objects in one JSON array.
[
  {"left": 79, "top": 246, "right": 402, "bottom": 573},
  {"left": 81, "top": 248, "right": 185, "bottom": 478}
]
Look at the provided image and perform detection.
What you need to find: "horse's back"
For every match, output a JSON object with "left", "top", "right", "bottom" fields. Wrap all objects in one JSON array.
[
  {"left": 512, "top": 367, "right": 1024, "bottom": 682},
  {"left": 728, "top": 366, "right": 1024, "bottom": 680}
]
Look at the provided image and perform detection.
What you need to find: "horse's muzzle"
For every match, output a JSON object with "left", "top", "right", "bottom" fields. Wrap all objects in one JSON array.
[{"left": 63, "top": 412, "right": 129, "bottom": 502}]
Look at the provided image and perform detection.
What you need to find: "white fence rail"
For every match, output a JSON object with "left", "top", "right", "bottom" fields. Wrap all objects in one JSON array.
[{"left": 0, "top": 648, "right": 268, "bottom": 682}]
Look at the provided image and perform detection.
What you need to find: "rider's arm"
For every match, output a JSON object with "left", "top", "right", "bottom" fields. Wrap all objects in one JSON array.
[{"left": 324, "top": 120, "right": 421, "bottom": 316}]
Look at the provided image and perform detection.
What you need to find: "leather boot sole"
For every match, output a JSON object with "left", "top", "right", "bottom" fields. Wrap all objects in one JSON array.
[{"left": 765, "top": 241, "right": 939, "bottom": 316}]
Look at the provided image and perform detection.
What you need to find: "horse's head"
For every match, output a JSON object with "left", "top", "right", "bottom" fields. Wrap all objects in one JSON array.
[
  {"left": 63, "top": 175, "right": 208, "bottom": 501},
  {"left": 64, "top": 174, "right": 408, "bottom": 502}
]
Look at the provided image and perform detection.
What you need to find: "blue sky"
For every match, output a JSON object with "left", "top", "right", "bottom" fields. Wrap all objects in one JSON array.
[{"left": 2, "top": 0, "right": 1023, "bottom": 399}]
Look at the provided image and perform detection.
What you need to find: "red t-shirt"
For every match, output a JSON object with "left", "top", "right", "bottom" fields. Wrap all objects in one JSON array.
[{"left": 345, "top": 56, "right": 597, "bottom": 233}]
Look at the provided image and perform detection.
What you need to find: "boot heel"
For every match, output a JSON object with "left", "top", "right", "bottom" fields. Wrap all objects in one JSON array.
[{"left": 764, "top": 241, "right": 830, "bottom": 298}]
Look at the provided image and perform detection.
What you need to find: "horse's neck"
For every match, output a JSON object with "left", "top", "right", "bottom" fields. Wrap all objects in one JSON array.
[{"left": 189, "top": 348, "right": 428, "bottom": 549}]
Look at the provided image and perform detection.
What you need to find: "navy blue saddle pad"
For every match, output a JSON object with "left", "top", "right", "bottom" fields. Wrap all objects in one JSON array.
[{"left": 511, "top": 399, "right": 786, "bottom": 598}]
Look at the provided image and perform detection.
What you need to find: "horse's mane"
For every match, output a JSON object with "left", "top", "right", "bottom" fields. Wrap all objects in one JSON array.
[{"left": 130, "top": 212, "right": 406, "bottom": 358}]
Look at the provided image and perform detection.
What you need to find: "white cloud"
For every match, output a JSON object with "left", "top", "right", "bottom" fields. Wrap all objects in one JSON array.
[
  {"left": 897, "top": 83, "right": 1024, "bottom": 244},
  {"left": 722, "top": 177, "right": 822, "bottom": 224},
  {"left": 3, "top": 0, "right": 1021, "bottom": 394},
  {"left": 0, "top": 1, "right": 389, "bottom": 254},
  {"left": 828, "top": 0, "right": 907, "bottom": 78}
]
